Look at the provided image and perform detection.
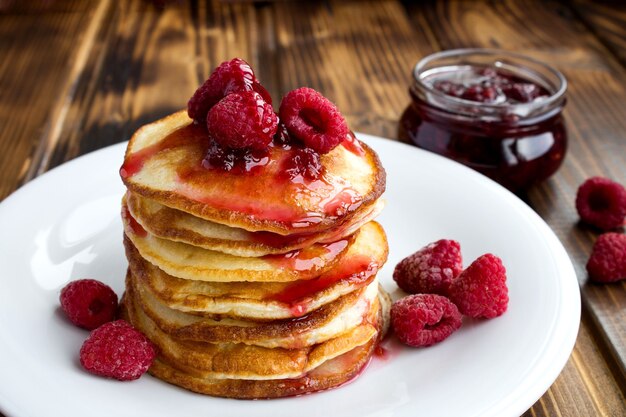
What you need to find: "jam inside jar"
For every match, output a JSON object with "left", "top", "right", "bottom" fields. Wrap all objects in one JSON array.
[{"left": 399, "top": 49, "right": 568, "bottom": 191}]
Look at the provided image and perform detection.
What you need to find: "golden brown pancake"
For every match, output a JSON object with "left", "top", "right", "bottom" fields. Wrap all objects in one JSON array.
[
  {"left": 120, "top": 111, "right": 386, "bottom": 235},
  {"left": 122, "top": 231, "right": 353, "bottom": 284},
  {"left": 126, "top": 190, "right": 385, "bottom": 256},
  {"left": 121, "top": 279, "right": 383, "bottom": 380},
  {"left": 128, "top": 268, "right": 379, "bottom": 348},
  {"left": 120, "top": 282, "right": 387, "bottom": 398},
  {"left": 125, "top": 221, "right": 388, "bottom": 320},
  {"left": 147, "top": 339, "right": 375, "bottom": 399}
]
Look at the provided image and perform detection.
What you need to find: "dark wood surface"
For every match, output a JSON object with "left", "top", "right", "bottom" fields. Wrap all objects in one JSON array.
[{"left": 1, "top": 0, "right": 625, "bottom": 415}]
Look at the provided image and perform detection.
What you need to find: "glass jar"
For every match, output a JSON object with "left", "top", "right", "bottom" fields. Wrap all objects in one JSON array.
[{"left": 399, "top": 49, "right": 568, "bottom": 191}]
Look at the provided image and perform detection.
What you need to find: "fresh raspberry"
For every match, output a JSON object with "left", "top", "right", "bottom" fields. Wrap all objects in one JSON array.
[
  {"left": 393, "top": 239, "right": 463, "bottom": 295},
  {"left": 586, "top": 233, "right": 626, "bottom": 283},
  {"left": 282, "top": 147, "right": 322, "bottom": 181},
  {"left": 576, "top": 177, "right": 626, "bottom": 230},
  {"left": 80, "top": 320, "right": 156, "bottom": 381},
  {"left": 59, "top": 279, "right": 118, "bottom": 330},
  {"left": 206, "top": 91, "right": 278, "bottom": 150},
  {"left": 279, "top": 87, "right": 349, "bottom": 154},
  {"left": 391, "top": 294, "right": 462, "bottom": 347},
  {"left": 448, "top": 254, "right": 508, "bottom": 319},
  {"left": 187, "top": 58, "right": 271, "bottom": 123}
]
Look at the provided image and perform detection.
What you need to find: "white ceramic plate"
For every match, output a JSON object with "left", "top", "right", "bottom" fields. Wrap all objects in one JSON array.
[{"left": 0, "top": 135, "right": 579, "bottom": 417}]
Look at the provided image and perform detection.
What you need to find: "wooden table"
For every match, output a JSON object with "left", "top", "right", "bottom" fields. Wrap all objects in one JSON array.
[{"left": 1, "top": 1, "right": 625, "bottom": 415}]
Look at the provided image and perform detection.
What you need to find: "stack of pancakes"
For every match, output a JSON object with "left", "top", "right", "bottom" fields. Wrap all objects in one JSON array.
[{"left": 119, "top": 111, "right": 389, "bottom": 398}]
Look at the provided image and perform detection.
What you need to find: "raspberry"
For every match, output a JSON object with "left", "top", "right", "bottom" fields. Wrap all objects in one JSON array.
[
  {"left": 393, "top": 239, "right": 463, "bottom": 295},
  {"left": 80, "top": 320, "right": 156, "bottom": 381},
  {"left": 449, "top": 254, "right": 508, "bottom": 319},
  {"left": 206, "top": 91, "right": 278, "bottom": 150},
  {"left": 187, "top": 58, "right": 271, "bottom": 123},
  {"left": 586, "top": 233, "right": 626, "bottom": 283},
  {"left": 576, "top": 177, "right": 626, "bottom": 230},
  {"left": 282, "top": 147, "right": 322, "bottom": 181},
  {"left": 279, "top": 87, "right": 349, "bottom": 154},
  {"left": 59, "top": 279, "right": 118, "bottom": 330},
  {"left": 391, "top": 294, "right": 462, "bottom": 347}
]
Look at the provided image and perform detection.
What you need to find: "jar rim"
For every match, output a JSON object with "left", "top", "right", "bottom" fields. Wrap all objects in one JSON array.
[{"left": 412, "top": 48, "right": 567, "bottom": 119}]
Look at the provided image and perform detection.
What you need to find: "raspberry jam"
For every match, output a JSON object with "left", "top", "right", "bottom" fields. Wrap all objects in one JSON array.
[
  {"left": 263, "top": 237, "right": 351, "bottom": 272},
  {"left": 122, "top": 205, "right": 147, "bottom": 237},
  {"left": 267, "top": 254, "right": 377, "bottom": 306},
  {"left": 121, "top": 122, "right": 365, "bottom": 229},
  {"left": 399, "top": 49, "right": 568, "bottom": 191}
]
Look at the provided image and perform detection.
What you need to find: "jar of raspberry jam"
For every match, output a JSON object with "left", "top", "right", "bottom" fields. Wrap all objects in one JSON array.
[{"left": 399, "top": 49, "right": 567, "bottom": 191}]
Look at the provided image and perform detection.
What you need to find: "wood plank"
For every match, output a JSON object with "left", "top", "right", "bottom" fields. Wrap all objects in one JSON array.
[
  {"left": 0, "top": 0, "right": 109, "bottom": 199},
  {"left": 272, "top": 0, "right": 436, "bottom": 139},
  {"left": 45, "top": 0, "right": 433, "bottom": 166},
  {"left": 403, "top": 0, "right": 626, "bottom": 389},
  {"left": 44, "top": 0, "right": 197, "bottom": 170},
  {"left": 570, "top": 0, "right": 626, "bottom": 68}
]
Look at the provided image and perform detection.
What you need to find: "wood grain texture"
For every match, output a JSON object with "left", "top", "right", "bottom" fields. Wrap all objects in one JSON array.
[
  {"left": 571, "top": 0, "right": 626, "bottom": 68},
  {"left": 0, "top": 0, "right": 107, "bottom": 199},
  {"left": 272, "top": 0, "right": 436, "bottom": 139},
  {"left": 1, "top": 1, "right": 626, "bottom": 416}
]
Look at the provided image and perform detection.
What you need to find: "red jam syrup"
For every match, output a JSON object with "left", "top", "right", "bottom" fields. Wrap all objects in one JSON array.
[
  {"left": 269, "top": 342, "right": 372, "bottom": 398},
  {"left": 122, "top": 205, "right": 147, "bottom": 237},
  {"left": 250, "top": 228, "right": 320, "bottom": 248},
  {"left": 266, "top": 255, "right": 377, "bottom": 312},
  {"left": 430, "top": 67, "right": 550, "bottom": 104},
  {"left": 263, "top": 238, "right": 350, "bottom": 272},
  {"left": 371, "top": 338, "right": 403, "bottom": 364},
  {"left": 342, "top": 132, "right": 365, "bottom": 156},
  {"left": 119, "top": 124, "right": 205, "bottom": 179},
  {"left": 400, "top": 58, "right": 567, "bottom": 191},
  {"left": 120, "top": 123, "right": 364, "bottom": 228},
  {"left": 250, "top": 203, "right": 368, "bottom": 248},
  {"left": 374, "top": 344, "right": 388, "bottom": 359}
]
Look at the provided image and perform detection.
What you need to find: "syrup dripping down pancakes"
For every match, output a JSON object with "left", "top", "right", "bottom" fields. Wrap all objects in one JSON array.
[{"left": 118, "top": 68, "right": 388, "bottom": 398}]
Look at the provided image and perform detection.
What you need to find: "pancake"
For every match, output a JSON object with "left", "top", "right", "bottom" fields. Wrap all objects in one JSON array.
[
  {"left": 123, "top": 205, "right": 358, "bottom": 283},
  {"left": 126, "top": 190, "right": 385, "bottom": 256},
  {"left": 120, "top": 111, "right": 386, "bottom": 235},
  {"left": 121, "top": 283, "right": 387, "bottom": 398},
  {"left": 147, "top": 340, "right": 374, "bottom": 399},
  {"left": 121, "top": 280, "right": 383, "bottom": 381},
  {"left": 125, "top": 221, "right": 388, "bottom": 320},
  {"left": 129, "top": 268, "right": 379, "bottom": 348}
]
